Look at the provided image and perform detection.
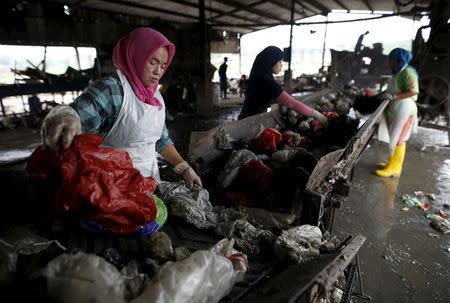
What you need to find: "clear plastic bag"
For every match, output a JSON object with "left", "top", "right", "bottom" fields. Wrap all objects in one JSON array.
[
  {"left": 44, "top": 252, "right": 126, "bottom": 303},
  {"left": 274, "top": 225, "right": 323, "bottom": 263},
  {"left": 132, "top": 239, "right": 247, "bottom": 303}
]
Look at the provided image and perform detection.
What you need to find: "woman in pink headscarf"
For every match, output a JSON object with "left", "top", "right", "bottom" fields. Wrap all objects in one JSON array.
[{"left": 41, "top": 27, "right": 202, "bottom": 189}]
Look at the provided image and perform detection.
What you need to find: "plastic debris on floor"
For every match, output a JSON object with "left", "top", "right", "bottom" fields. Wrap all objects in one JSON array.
[{"left": 401, "top": 191, "right": 450, "bottom": 234}]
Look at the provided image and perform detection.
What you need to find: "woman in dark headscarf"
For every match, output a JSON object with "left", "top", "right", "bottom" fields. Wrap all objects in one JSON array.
[
  {"left": 375, "top": 48, "right": 419, "bottom": 178},
  {"left": 238, "top": 46, "right": 327, "bottom": 125}
]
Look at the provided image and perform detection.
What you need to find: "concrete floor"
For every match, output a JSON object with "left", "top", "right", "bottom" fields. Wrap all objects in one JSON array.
[
  {"left": 334, "top": 127, "right": 450, "bottom": 303},
  {"left": 0, "top": 100, "right": 449, "bottom": 302}
]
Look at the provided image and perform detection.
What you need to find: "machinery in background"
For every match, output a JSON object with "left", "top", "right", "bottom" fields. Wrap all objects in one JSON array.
[{"left": 412, "top": 0, "right": 450, "bottom": 143}]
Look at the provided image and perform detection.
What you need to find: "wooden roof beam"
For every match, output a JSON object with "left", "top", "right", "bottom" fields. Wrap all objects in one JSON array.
[
  {"left": 210, "top": 0, "right": 289, "bottom": 23},
  {"left": 302, "top": 0, "right": 331, "bottom": 14},
  {"left": 164, "top": 0, "right": 264, "bottom": 24},
  {"left": 295, "top": 0, "right": 319, "bottom": 14},
  {"left": 100, "top": 0, "right": 198, "bottom": 20},
  {"left": 267, "top": 0, "right": 306, "bottom": 16},
  {"left": 206, "top": 0, "right": 265, "bottom": 21},
  {"left": 332, "top": 0, "right": 350, "bottom": 12},
  {"left": 361, "top": 0, "right": 374, "bottom": 11}
]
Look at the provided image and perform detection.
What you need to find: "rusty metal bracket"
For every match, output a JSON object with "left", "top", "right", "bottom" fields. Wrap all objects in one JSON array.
[
  {"left": 238, "top": 234, "right": 366, "bottom": 303},
  {"left": 316, "top": 100, "right": 390, "bottom": 195},
  {"left": 315, "top": 234, "right": 366, "bottom": 291}
]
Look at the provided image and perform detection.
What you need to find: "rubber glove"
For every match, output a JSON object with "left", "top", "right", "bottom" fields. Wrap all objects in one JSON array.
[
  {"left": 376, "top": 92, "right": 394, "bottom": 101},
  {"left": 173, "top": 161, "right": 203, "bottom": 189},
  {"left": 41, "top": 105, "right": 81, "bottom": 150},
  {"left": 311, "top": 110, "right": 329, "bottom": 127},
  {"left": 276, "top": 91, "right": 314, "bottom": 116}
]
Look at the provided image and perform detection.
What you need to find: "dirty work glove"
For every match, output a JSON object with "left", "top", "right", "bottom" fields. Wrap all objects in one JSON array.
[
  {"left": 376, "top": 92, "right": 394, "bottom": 101},
  {"left": 173, "top": 161, "right": 203, "bottom": 189},
  {"left": 41, "top": 105, "right": 81, "bottom": 150},
  {"left": 311, "top": 110, "right": 329, "bottom": 127}
]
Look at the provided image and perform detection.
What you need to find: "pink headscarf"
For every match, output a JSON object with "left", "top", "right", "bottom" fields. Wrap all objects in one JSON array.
[{"left": 113, "top": 27, "right": 175, "bottom": 108}]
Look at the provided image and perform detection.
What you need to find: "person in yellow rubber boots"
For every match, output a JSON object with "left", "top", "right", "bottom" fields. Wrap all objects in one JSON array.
[{"left": 375, "top": 48, "right": 419, "bottom": 178}]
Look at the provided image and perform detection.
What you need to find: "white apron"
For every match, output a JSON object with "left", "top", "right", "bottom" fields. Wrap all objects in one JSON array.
[
  {"left": 378, "top": 68, "right": 418, "bottom": 155},
  {"left": 102, "top": 70, "right": 165, "bottom": 180}
]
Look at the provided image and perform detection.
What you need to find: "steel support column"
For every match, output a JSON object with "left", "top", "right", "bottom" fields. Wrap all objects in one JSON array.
[
  {"left": 284, "top": 0, "right": 295, "bottom": 93},
  {"left": 197, "top": 0, "right": 213, "bottom": 117}
]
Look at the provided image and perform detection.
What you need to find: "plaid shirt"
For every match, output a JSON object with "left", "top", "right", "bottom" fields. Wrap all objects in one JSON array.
[{"left": 70, "top": 73, "right": 173, "bottom": 152}]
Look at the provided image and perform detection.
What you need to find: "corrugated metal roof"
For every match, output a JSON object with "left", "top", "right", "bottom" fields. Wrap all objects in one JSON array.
[{"left": 60, "top": 0, "right": 430, "bottom": 34}]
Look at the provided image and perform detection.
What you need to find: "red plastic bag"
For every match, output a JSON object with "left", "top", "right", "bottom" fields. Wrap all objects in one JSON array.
[
  {"left": 236, "top": 160, "right": 274, "bottom": 194},
  {"left": 255, "top": 128, "right": 282, "bottom": 153},
  {"left": 26, "top": 134, "right": 157, "bottom": 234},
  {"left": 310, "top": 119, "right": 322, "bottom": 132},
  {"left": 323, "top": 111, "right": 339, "bottom": 120}
]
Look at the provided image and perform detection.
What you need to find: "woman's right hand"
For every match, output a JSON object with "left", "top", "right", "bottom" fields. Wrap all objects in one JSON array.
[
  {"left": 41, "top": 105, "right": 81, "bottom": 150},
  {"left": 173, "top": 161, "right": 203, "bottom": 189}
]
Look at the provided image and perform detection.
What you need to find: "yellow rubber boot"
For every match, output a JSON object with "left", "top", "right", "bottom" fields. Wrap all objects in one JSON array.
[
  {"left": 375, "top": 144, "right": 406, "bottom": 178},
  {"left": 378, "top": 155, "right": 392, "bottom": 169}
]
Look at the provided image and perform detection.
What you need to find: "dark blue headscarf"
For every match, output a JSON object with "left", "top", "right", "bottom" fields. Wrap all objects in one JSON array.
[
  {"left": 247, "top": 46, "right": 284, "bottom": 89},
  {"left": 388, "top": 48, "right": 412, "bottom": 73}
]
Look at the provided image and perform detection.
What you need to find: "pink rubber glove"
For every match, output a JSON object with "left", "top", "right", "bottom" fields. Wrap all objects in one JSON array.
[
  {"left": 173, "top": 161, "right": 203, "bottom": 189},
  {"left": 277, "top": 91, "right": 314, "bottom": 116}
]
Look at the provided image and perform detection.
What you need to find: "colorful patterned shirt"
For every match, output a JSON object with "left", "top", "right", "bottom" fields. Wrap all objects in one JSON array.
[{"left": 70, "top": 73, "right": 173, "bottom": 152}]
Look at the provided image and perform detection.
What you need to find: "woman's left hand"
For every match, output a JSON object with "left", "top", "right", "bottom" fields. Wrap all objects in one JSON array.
[{"left": 173, "top": 161, "right": 203, "bottom": 189}]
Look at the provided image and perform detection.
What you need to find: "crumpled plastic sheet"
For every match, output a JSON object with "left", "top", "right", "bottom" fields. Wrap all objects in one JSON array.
[
  {"left": 255, "top": 128, "right": 283, "bottom": 154},
  {"left": 0, "top": 239, "right": 17, "bottom": 285},
  {"left": 219, "top": 219, "right": 276, "bottom": 255},
  {"left": 429, "top": 215, "right": 450, "bottom": 234},
  {"left": 121, "top": 261, "right": 149, "bottom": 301},
  {"left": 212, "top": 208, "right": 276, "bottom": 255},
  {"left": 240, "top": 207, "right": 297, "bottom": 230},
  {"left": 1, "top": 227, "right": 66, "bottom": 282},
  {"left": 210, "top": 238, "right": 249, "bottom": 273},
  {"left": 131, "top": 239, "right": 247, "bottom": 303},
  {"left": 402, "top": 194, "right": 425, "bottom": 207},
  {"left": 173, "top": 247, "right": 191, "bottom": 262},
  {"left": 217, "top": 149, "right": 257, "bottom": 188},
  {"left": 328, "top": 286, "right": 344, "bottom": 303},
  {"left": 158, "top": 181, "right": 216, "bottom": 230},
  {"left": 158, "top": 182, "right": 277, "bottom": 254},
  {"left": 298, "top": 120, "right": 311, "bottom": 131},
  {"left": 271, "top": 149, "right": 300, "bottom": 165},
  {"left": 215, "top": 206, "right": 296, "bottom": 231},
  {"left": 43, "top": 251, "right": 126, "bottom": 303},
  {"left": 215, "top": 127, "right": 236, "bottom": 150},
  {"left": 283, "top": 130, "right": 303, "bottom": 147},
  {"left": 143, "top": 232, "right": 174, "bottom": 261},
  {"left": 274, "top": 225, "right": 323, "bottom": 263},
  {"left": 2, "top": 226, "right": 56, "bottom": 250},
  {"left": 213, "top": 207, "right": 246, "bottom": 236}
]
